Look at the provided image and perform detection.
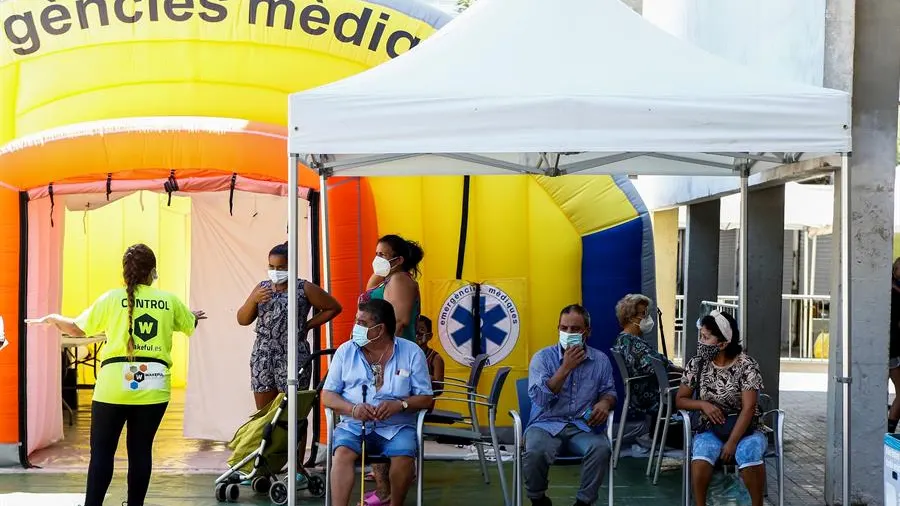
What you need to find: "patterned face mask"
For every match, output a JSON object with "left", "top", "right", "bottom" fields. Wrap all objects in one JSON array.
[{"left": 697, "top": 342, "right": 720, "bottom": 361}]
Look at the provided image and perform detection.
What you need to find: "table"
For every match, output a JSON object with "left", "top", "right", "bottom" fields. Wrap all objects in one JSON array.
[{"left": 60, "top": 334, "right": 107, "bottom": 424}]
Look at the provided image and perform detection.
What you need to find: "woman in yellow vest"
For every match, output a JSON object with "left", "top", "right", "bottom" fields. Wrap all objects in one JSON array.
[{"left": 26, "top": 244, "right": 205, "bottom": 506}]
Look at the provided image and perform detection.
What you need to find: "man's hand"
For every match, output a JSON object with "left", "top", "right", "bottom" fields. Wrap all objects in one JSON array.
[
  {"left": 720, "top": 439, "right": 738, "bottom": 463},
  {"left": 587, "top": 399, "right": 611, "bottom": 426},
  {"left": 352, "top": 403, "right": 378, "bottom": 421},
  {"left": 701, "top": 401, "right": 726, "bottom": 425},
  {"left": 373, "top": 400, "right": 404, "bottom": 421},
  {"left": 251, "top": 284, "right": 274, "bottom": 304},
  {"left": 561, "top": 346, "right": 586, "bottom": 373}
]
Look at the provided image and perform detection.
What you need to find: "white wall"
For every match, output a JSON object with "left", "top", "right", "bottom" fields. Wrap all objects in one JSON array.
[{"left": 636, "top": 0, "right": 828, "bottom": 210}]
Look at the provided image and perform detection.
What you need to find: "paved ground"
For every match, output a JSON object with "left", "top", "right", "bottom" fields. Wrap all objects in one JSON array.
[{"left": 0, "top": 369, "right": 856, "bottom": 505}]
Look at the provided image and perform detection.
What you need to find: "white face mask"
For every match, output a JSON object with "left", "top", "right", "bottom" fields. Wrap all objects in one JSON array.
[
  {"left": 372, "top": 256, "right": 394, "bottom": 277},
  {"left": 151, "top": 269, "right": 159, "bottom": 283},
  {"left": 559, "top": 331, "right": 583, "bottom": 349},
  {"left": 639, "top": 315, "right": 655, "bottom": 334},
  {"left": 268, "top": 269, "right": 289, "bottom": 285}
]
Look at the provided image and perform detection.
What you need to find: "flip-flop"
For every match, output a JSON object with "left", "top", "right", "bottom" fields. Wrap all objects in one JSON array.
[{"left": 359, "top": 491, "right": 390, "bottom": 506}]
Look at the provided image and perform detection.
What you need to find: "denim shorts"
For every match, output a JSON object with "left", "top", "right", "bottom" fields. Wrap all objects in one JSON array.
[
  {"left": 332, "top": 426, "right": 417, "bottom": 458},
  {"left": 691, "top": 430, "right": 767, "bottom": 469}
]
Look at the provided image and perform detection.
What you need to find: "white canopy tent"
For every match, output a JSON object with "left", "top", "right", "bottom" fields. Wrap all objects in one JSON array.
[{"left": 283, "top": 0, "right": 852, "bottom": 505}]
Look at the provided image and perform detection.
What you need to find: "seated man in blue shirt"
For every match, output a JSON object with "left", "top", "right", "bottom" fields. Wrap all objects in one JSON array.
[
  {"left": 322, "top": 299, "right": 434, "bottom": 506},
  {"left": 525, "top": 304, "right": 617, "bottom": 506}
]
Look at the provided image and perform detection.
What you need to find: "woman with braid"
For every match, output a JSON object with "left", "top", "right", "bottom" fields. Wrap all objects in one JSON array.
[{"left": 27, "top": 244, "right": 205, "bottom": 506}]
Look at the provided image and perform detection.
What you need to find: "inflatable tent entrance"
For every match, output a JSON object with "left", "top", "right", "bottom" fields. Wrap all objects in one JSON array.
[{"left": 0, "top": 119, "right": 382, "bottom": 466}]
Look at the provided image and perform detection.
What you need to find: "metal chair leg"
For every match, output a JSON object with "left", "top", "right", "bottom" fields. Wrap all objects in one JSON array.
[
  {"left": 653, "top": 401, "right": 673, "bottom": 485},
  {"left": 646, "top": 395, "right": 665, "bottom": 476},
  {"left": 613, "top": 391, "right": 630, "bottom": 469},
  {"left": 475, "top": 443, "right": 490, "bottom": 484}
]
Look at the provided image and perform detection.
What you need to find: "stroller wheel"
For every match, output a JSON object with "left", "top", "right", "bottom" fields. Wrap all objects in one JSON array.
[
  {"left": 226, "top": 483, "right": 240, "bottom": 502},
  {"left": 308, "top": 475, "right": 326, "bottom": 497},
  {"left": 214, "top": 483, "right": 227, "bottom": 502},
  {"left": 269, "top": 481, "right": 288, "bottom": 505},
  {"left": 251, "top": 476, "right": 272, "bottom": 494}
]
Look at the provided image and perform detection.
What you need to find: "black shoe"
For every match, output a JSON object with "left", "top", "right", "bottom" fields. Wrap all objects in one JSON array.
[
  {"left": 531, "top": 496, "right": 552, "bottom": 506},
  {"left": 573, "top": 501, "right": 590, "bottom": 506}
]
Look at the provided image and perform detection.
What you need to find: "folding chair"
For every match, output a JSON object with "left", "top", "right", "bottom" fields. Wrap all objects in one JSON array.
[
  {"left": 424, "top": 353, "right": 495, "bottom": 484},
  {"left": 508, "top": 378, "right": 614, "bottom": 506},
  {"left": 424, "top": 366, "right": 512, "bottom": 504},
  {"left": 324, "top": 407, "right": 427, "bottom": 506},
  {"left": 425, "top": 353, "right": 489, "bottom": 425},
  {"left": 678, "top": 392, "right": 785, "bottom": 506},
  {"left": 610, "top": 349, "right": 651, "bottom": 468}
]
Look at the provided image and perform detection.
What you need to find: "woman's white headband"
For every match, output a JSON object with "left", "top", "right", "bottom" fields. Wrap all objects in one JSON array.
[{"left": 709, "top": 310, "right": 733, "bottom": 343}]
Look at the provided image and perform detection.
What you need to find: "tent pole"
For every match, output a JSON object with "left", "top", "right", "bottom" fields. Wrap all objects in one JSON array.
[
  {"left": 319, "top": 172, "right": 333, "bottom": 358},
  {"left": 738, "top": 167, "right": 749, "bottom": 344},
  {"left": 839, "top": 154, "right": 851, "bottom": 506},
  {"left": 287, "top": 153, "right": 301, "bottom": 506}
]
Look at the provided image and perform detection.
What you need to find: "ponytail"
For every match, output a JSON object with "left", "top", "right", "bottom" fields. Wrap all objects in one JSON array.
[{"left": 122, "top": 244, "right": 157, "bottom": 361}]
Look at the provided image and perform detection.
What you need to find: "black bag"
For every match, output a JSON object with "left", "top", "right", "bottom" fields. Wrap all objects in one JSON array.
[{"left": 710, "top": 413, "right": 754, "bottom": 442}]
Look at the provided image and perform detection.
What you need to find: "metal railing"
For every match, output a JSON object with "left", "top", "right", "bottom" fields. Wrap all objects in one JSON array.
[{"left": 672, "top": 294, "right": 830, "bottom": 361}]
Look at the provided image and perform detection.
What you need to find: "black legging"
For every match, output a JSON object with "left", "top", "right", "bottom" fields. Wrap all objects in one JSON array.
[{"left": 85, "top": 400, "right": 168, "bottom": 506}]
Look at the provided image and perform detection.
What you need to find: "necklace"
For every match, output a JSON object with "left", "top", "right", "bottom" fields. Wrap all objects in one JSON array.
[{"left": 365, "top": 347, "right": 389, "bottom": 389}]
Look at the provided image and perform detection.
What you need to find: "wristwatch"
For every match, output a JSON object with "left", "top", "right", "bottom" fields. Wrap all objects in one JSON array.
[{"left": 400, "top": 400, "right": 409, "bottom": 412}]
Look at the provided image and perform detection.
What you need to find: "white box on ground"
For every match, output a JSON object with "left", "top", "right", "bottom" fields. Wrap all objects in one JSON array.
[{"left": 884, "top": 434, "right": 900, "bottom": 506}]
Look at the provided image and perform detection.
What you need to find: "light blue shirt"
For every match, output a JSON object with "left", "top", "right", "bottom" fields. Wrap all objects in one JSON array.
[
  {"left": 528, "top": 344, "right": 617, "bottom": 436},
  {"left": 323, "top": 338, "right": 433, "bottom": 440}
]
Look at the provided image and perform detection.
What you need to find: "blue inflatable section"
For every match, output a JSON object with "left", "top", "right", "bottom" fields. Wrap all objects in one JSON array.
[{"left": 582, "top": 216, "right": 646, "bottom": 422}]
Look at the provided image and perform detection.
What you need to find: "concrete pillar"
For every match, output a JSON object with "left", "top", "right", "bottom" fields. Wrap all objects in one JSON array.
[
  {"left": 824, "top": 0, "right": 900, "bottom": 504},
  {"left": 745, "top": 186, "right": 785, "bottom": 407},
  {"left": 651, "top": 209, "right": 678, "bottom": 356},
  {"left": 682, "top": 200, "right": 720, "bottom": 360}
]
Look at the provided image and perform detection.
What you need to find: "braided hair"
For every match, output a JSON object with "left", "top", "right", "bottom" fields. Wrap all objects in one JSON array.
[{"left": 122, "top": 244, "right": 157, "bottom": 360}]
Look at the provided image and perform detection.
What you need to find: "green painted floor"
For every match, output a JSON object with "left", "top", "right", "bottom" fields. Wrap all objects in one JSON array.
[{"left": 0, "top": 459, "right": 685, "bottom": 505}]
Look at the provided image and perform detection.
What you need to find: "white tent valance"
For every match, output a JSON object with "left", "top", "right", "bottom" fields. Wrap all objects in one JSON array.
[{"left": 288, "top": 0, "right": 850, "bottom": 177}]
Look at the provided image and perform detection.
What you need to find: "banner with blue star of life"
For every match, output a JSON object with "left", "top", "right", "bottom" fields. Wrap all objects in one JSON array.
[{"left": 437, "top": 282, "right": 521, "bottom": 367}]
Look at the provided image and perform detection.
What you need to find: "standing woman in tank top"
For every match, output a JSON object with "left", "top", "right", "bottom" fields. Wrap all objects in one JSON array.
[
  {"left": 356, "top": 234, "right": 424, "bottom": 506},
  {"left": 26, "top": 244, "right": 205, "bottom": 506}
]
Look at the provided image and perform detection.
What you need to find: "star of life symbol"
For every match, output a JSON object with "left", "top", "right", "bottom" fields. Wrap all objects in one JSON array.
[{"left": 438, "top": 284, "right": 520, "bottom": 367}]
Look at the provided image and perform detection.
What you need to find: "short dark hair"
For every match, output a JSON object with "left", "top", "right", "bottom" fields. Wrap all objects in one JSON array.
[
  {"left": 559, "top": 304, "right": 591, "bottom": 328},
  {"left": 359, "top": 299, "right": 397, "bottom": 337},
  {"left": 269, "top": 242, "right": 289, "bottom": 258},
  {"left": 700, "top": 311, "right": 743, "bottom": 359},
  {"left": 417, "top": 315, "right": 432, "bottom": 334}
]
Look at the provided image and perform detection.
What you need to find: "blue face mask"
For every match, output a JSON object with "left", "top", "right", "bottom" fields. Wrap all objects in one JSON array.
[
  {"left": 559, "top": 331, "right": 583, "bottom": 349},
  {"left": 352, "top": 323, "right": 381, "bottom": 347}
]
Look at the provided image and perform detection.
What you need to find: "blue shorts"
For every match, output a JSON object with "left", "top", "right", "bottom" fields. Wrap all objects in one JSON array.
[
  {"left": 332, "top": 426, "right": 417, "bottom": 458},
  {"left": 691, "top": 430, "right": 767, "bottom": 469}
]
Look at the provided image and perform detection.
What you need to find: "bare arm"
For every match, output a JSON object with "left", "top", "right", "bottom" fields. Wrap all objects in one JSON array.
[
  {"left": 383, "top": 275, "right": 417, "bottom": 337},
  {"left": 431, "top": 355, "right": 445, "bottom": 396},
  {"left": 236, "top": 287, "right": 261, "bottom": 326},
  {"left": 29, "top": 315, "right": 85, "bottom": 337},
  {"left": 545, "top": 364, "right": 574, "bottom": 395},
  {"left": 405, "top": 395, "right": 434, "bottom": 411},
  {"left": 674, "top": 384, "right": 706, "bottom": 411},
  {"left": 304, "top": 282, "right": 343, "bottom": 330},
  {"left": 322, "top": 390, "right": 357, "bottom": 417}
]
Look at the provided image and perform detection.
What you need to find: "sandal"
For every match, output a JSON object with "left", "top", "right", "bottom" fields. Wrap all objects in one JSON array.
[{"left": 358, "top": 491, "right": 390, "bottom": 506}]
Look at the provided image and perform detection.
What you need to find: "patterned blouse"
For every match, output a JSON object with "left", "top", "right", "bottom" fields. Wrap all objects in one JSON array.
[
  {"left": 612, "top": 331, "right": 670, "bottom": 415},
  {"left": 680, "top": 353, "right": 764, "bottom": 431}
]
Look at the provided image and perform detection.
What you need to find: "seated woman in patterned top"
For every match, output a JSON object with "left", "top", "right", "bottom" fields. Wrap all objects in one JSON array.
[
  {"left": 675, "top": 310, "right": 767, "bottom": 506},
  {"left": 611, "top": 294, "right": 681, "bottom": 417}
]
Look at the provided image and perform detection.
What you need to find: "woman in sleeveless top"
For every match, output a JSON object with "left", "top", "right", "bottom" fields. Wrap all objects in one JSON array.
[
  {"left": 357, "top": 234, "right": 424, "bottom": 506},
  {"left": 358, "top": 234, "right": 424, "bottom": 342}
]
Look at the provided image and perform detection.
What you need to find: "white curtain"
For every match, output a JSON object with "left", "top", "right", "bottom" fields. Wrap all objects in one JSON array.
[
  {"left": 184, "top": 191, "right": 311, "bottom": 441},
  {"left": 26, "top": 196, "right": 65, "bottom": 454}
]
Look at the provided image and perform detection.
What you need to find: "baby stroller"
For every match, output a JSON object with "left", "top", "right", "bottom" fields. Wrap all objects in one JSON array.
[{"left": 214, "top": 349, "right": 335, "bottom": 504}]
